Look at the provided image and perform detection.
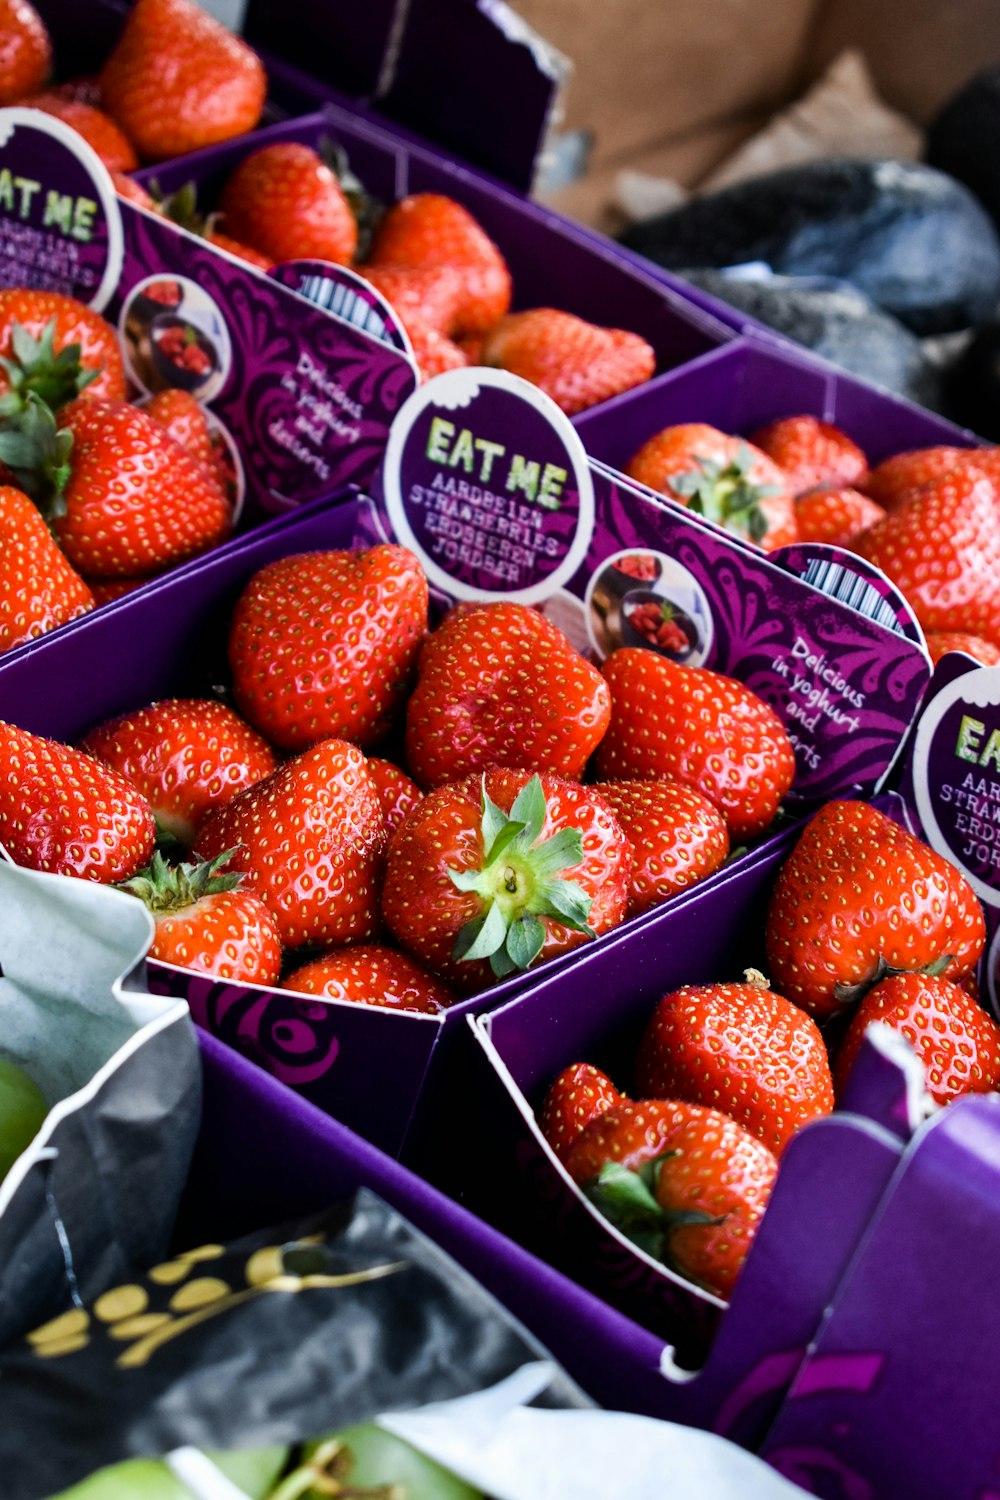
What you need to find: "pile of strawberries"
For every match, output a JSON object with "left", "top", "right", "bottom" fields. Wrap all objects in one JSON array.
[
  {"left": 0, "top": 540, "right": 799, "bottom": 1012},
  {"left": 538, "top": 798, "right": 997, "bottom": 1300},
  {"left": 628, "top": 413, "right": 1000, "bottom": 667}
]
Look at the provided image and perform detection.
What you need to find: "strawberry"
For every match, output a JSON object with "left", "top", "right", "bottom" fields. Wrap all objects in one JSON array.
[
  {"left": 365, "top": 757, "right": 423, "bottom": 838},
  {"left": 0, "top": 289, "right": 125, "bottom": 408},
  {"left": 538, "top": 1062, "right": 624, "bottom": 1163},
  {"left": 794, "top": 486, "right": 885, "bottom": 547},
  {"left": 0, "top": 719, "right": 155, "bottom": 881},
  {"left": 99, "top": 0, "right": 266, "bottom": 161},
  {"left": 80, "top": 698, "right": 278, "bottom": 846},
  {"left": 852, "top": 465, "right": 1000, "bottom": 647},
  {"left": 195, "top": 738, "right": 385, "bottom": 950},
  {"left": 0, "top": 0, "right": 51, "bottom": 104},
  {"left": 925, "top": 631, "right": 1000, "bottom": 667},
  {"left": 636, "top": 972, "right": 834, "bottom": 1156},
  {"left": 22, "top": 94, "right": 138, "bottom": 173},
  {"left": 203, "top": 227, "right": 273, "bottom": 271},
  {"left": 564, "top": 1099, "right": 777, "bottom": 1299},
  {"left": 382, "top": 768, "right": 632, "bottom": 993},
  {"left": 0, "top": 483, "right": 93, "bottom": 653},
  {"left": 624, "top": 424, "right": 796, "bottom": 551},
  {"left": 144, "top": 389, "right": 215, "bottom": 468},
  {"left": 218, "top": 142, "right": 358, "bottom": 268},
  {"left": 861, "top": 446, "right": 968, "bottom": 509},
  {"left": 84, "top": 574, "right": 160, "bottom": 604},
  {"left": 120, "top": 848, "right": 282, "bottom": 985},
  {"left": 481, "top": 308, "right": 655, "bottom": 417},
  {"left": 361, "top": 265, "right": 465, "bottom": 337},
  {"left": 401, "top": 319, "right": 468, "bottom": 382},
  {"left": 595, "top": 780, "right": 729, "bottom": 916},
  {"left": 229, "top": 545, "right": 428, "bottom": 752},
  {"left": 835, "top": 972, "right": 1000, "bottom": 1107},
  {"left": 281, "top": 944, "right": 454, "bottom": 1015},
  {"left": 112, "top": 171, "right": 157, "bottom": 210},
  {"left": 405, "top": 600, "right": 611, "bottom": 789},
  {"left": 367, "top": 193, "right": 511, "bottom": 337},
  {"left": 594, "top": 648, "right": 796, "bottom": 841},
  {"left": 749, "top": 415, "right": 868, "bottom": 495},
  {"left": 765, "top": 800, "right": 986, "bottom": 1021}
]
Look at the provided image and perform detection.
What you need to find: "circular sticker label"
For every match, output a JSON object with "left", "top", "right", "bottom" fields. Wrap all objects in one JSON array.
[
  {"left": 911, "top": 664, "right": 1000, "bottom": 907},
  {"left": 778, "top": 541, "right": 929, "bottom": 648},
  {"left": 0, "top": 107, "right": 123, "bottom": 310},
  {"left": 382, "top": 367, "right": 595, "bottom": 603},
  {"left": 269, "top": 259, "right": 414, "bottom": 359}
]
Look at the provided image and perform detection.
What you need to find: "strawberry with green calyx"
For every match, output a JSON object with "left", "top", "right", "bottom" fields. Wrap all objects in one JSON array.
[
  {"left": 0, "top": 289, "right": 125, "bottom": 407},
  {"left": 120, "top": 846, "right": 282, "bottom": 985},
  {"left": 538, "top": 1062, "right": 624, "bottom": 1162},
  {"left": 666, "top": 444, "right": 789, "bottom": 547},
  {"left": 382, "top": 768, "right": 632, "bottom": 993},
  {"left": 0, "top": 318, "right": 101, "bottom": 420},
  {"left": 565, "top": 1099, "right": 777, "bottom": 1299}
]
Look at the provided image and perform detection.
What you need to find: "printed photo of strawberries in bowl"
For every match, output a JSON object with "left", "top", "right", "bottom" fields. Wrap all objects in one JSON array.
[
  {"left": 129, "top": 278, "right": 184, "bottom": 323},
  {"left": 621, "top": 590, "right": 699, "bottom": 661},
  {"left": 150, "top": 314, "right": 217, "bottom": 392}
]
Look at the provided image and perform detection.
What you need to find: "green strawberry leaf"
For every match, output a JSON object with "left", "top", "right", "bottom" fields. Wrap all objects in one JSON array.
[{"left": 506, "top": 913, "right": 546, "bottom": 971}]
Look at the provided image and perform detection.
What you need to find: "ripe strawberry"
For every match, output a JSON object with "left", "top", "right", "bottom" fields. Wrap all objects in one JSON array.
[
  {"left": 624, "top": 424, "right": 796, "bottom": 551},
  {"left": 365, "top": 757, "right": 422, "bottom": 838},
  {"left": 481, "top": 308, "right": 655, "bottom": 417},
  {"left": 195, "top": 739, "right": 385, "bottom": 950},
  {"left": 925, "top": 631, "right": 1000, "bottom": 667},
  {"left": 0, "top": 289, "right": 125, "bottom": 408},
  {"left": 22, "top": 94, "right": 138, "bottom": 173},
  {"left": 765, "top": 800, "right": 986, "bottom": 1020},
  {"left": 112, "top": 171, "right": 157, "bottom": 210},
  {"left": 794, "top": 486, "right": 885, "bottom": 547},
  {"left": 595, "top": 780, "right": 729, "bottom": 916},
  {"left": 835, "top": 972, "right": 1000, "bottom": 1107},
  {"left": 594, "top": 648, "right": 796, "bottom": 841},
  {"left": 538, "top": 1062, "right": 624, "bottom": 1163},
  {"left": 636, "top": 973, "right": 834, "bottom": 1156},
  {"left": 564, "top": 1099, "right": 777, "bottom": 1299},
  {"left": 405, "top": 600, "right": 611, "bottom": 789},
  {"left": 861, "top": 446, "right": 967, "bottom": 509},
  {"left": 80, "top": 698, "right": 278, "bottom": 846},
  {"left": 218, "top": 142, "right": 358, "bottom": 267},
  {"left": 229, "top": 545, "right": 428, "bottom": 752},
  {"left": 382, "top": 768, "right": 632, "bottom": 993},
  {"left": 852, "top": 465, "right": 1000, "bottom": 647},
  {"left": 0, "top": 719, "right": 155, "bottom": 881},
  {"left": 84, "top": 574, "right": 160, "bottom": 604},
  {"left": 203, "top": 226, "right": 273, "bottom": 271},
  {"left": 144, "top": 389, "right": 215, "bottom": 468},
  {"left": 749, "top": 415, "right": 868, "bottom": 495},
  {"left": 361, "top": 264, "right": 465, "bottom": 337},
  {"left": 99, "top": 0, "right": 266, "bottom": 161},
  {"left": 367, "top": 193, "right": 511, "bottom": 337},
  {"left": 120, "top": 848, "right": 282, "bottom": 985},
  {"left": 402, "top": 319, "right": 468, "bottom": 381},
  {"left": 281, "top": 944, "right": 454, "bottom": 1015},
  {"left": 0, "top": 483, "right": 93, "bottom": 653},
  {"left": 0, "top": 0, "right": 51, "bottom": 104}
]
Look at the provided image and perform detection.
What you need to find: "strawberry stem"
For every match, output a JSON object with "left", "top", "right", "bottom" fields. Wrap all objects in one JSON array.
[
  {"left": 0, "top": 317, "right": 99, "bottom": 417},
  {"left": 670, "top": 443, "right": 783, "bottom": 544},
  {"left": 0, "top": 392, "right": 73, "bottom": 518},
  {"left": 585, "top": 1159, "right": 723, "bottom": 1270},
  {"left": 119, "top": 847, "right": 245, "bottom": 913}
]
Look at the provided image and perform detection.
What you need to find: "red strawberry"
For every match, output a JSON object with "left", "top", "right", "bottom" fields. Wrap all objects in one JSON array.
[
  {"left": 365, "top": 757, "right": 423, "bottom": 838},
  {"left": 80, "top": 698, "right": 278, "bottom": 846},
  {"left": 861, "top": 446, "right": 968, "bottom": 508},
  {"left": 636, "top": 972, "right": 834, "bottom": 1156},
  {"left": 195, "top": 739, "right": 385, "bottom": 950},
  {"left": 405, "top": 601, "right": 611, "bottom": 789},
  {"left": 22, "top": 94, "right": 138, "bottom": 173},
  {"left": 765, "top": 800, "right": 986, "bottom": 1021},
  {"left": 382, "top": 768, "right": 632, "bottom": 993},
  {"left": 481, "top": 308, "right": 655, "bottom": 417},
  {"left": 852, "top": 465, "right": 1000, "bottom": 647},
  {"left": 144, "top": 389, "right": 215, "bottom": 468},
  {"left": 218, "top": 142, "right": 358, "bottom": 268},
  {"left": 120, "top": 848, "right": 282, "bottom": 985},
  {"left": 624, "top": 424, "right": 796, "bottom": 551},
  {"left": 564, "top": 1099, "right": 777, "bottom": 1299},
  {"left": 402, "top": 319, "right": 468, "bottom": 382},
  {"left": 281, "top": 944, "right": 454, "bottom": 1015},
  {"left": 594, "top": 648, "right": 796, "bottom": 841},
  {"left": 794, "top": 486, "right": 886, "bottom": 547},
  {"left": 538, "top": 1062, "right": 624, "bottom": 1163},
  {"left": 749, "top": 415, "right": 868, "bottom": 495},
  {"left": 0, "top": 483, "right": 93, "bottom": 653},
  {"left": 99, "top": 0, "right": 266, "bottom": 161},
  {"left": 0, "top": 0, "right": 51, "bottom": 104},
  {"left": 203, "top": 226, "right": 273, "bottom": 271},
  {"left": 367, "top": 193, "right": 511, "bottom": 337},
  {"left": 84, "top": 574, "right": 161, "bottom": 604},
  {"left": 925, "top": 631, "right": 1000, "bottom": 667},
  {"left": 361, "top": 264, "right": 465, "bottom": 337},
  {"left": 229, "top": 545, "right": 428, "bottom": 752},
  {"left": 112, "top": 171, "right": 156, "bottom": 210},
  {"left": 0, "top": 719, "right": 155, "bottom": 881},
  {"left": 835, "top": 972, "right": 1000, "bottom": 1107},
  {"left": 595, "top": 780, "right": 729, "bottom": 916},
  {"left": 0, "top": 289, "right": 125, "bottom": 408}
]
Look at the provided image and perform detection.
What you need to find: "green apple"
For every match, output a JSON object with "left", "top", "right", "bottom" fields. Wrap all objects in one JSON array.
[
  {"left": 47, "top": 1447, "right": 288, "bottom": 1500},
  {"left": 0, "top": 1056, "right": 47, "bottom": 1183}
]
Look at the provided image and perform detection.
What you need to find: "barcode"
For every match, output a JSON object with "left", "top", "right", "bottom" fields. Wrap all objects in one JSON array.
[
  {"left": 801, "top": 559, "right": 904, "bottom": 635},
  {"left": 299, "top": 276, "right": 391, "bottom": 341}
]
